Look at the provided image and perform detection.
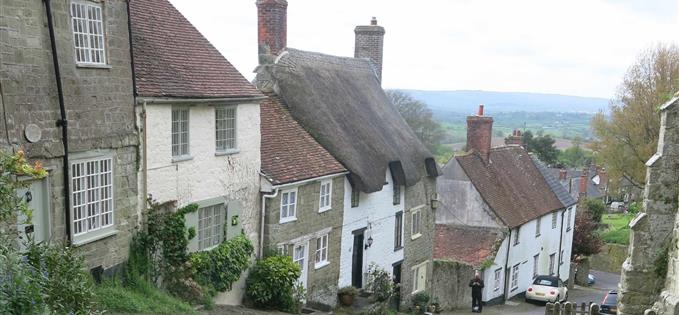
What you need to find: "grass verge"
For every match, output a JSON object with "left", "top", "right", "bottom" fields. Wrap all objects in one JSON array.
[
  {"left": 600, "top": 213, "right": 632, "bottom": 245},
  {"left": 95, "top": 278, "right": 196, "bottom": 314}
]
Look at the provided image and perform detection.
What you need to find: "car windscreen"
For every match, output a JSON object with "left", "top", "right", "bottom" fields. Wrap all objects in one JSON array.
[
  {"left": 604, "top": 293, "right": 618, "bottom": 304},
  {"left": 533, "top": 277, "right": 557, "bottom": 287}
]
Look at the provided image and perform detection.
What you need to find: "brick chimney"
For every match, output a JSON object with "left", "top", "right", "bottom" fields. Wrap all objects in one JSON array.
[
  {"left": 257, "top": 0, "right": 287, "bottom": 61},
  {"left": 579, "top": 169, "right": 588, "bottom": 197},
  {"left": 504, "top": 129, "right": 523, "bottom": 146},
  {"left": 466, "top": 105, "right": 493, "bottom": 161},
  {"left": 354, "top": 17, "right": 385, "bottom": 82}
]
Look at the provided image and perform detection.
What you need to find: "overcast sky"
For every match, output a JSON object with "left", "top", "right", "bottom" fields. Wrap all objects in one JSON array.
[{"left": 168, "top": 0, "right": 678, "bottom": 99}]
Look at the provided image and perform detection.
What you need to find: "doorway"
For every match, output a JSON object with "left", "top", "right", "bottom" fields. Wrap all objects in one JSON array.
[{"left": 352, "top": 229, "right": 365, "bottom": 288}]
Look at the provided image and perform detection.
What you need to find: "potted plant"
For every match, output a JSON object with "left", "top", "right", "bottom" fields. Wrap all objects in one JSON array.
[
  {"left": 430, "top": 297, "right": 442, "bottom": 313},
  {"left": 411, "top": 291, "right": 430, "bottom": 315},
  {"left": 338, "top": 286, "right": 359, "bottom": 306}
]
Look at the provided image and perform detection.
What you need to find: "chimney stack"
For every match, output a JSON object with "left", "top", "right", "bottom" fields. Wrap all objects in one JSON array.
[
  {"left": 504, "top": 129, "right": 523, "bottom": 146},
  {"left": 354, "top": 17, "right": 385, "bottom": 82},
  {"left": 579, "top": 169, "right": 588, "bottom": 197},
  {"left": 257, "top": 0, "right": 287, "bottom": 62},
  {"left": 466, "top": 105, "right": 493, "bottom": 161}
]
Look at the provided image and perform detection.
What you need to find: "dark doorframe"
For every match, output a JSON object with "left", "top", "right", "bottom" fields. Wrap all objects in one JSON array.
[{"left": 352, "top": 228, "right": 367, "bottom": 288}]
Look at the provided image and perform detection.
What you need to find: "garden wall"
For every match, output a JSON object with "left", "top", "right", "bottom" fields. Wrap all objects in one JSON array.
[
  {"left": 431, "top": 260, "right": 474, "bottom": 311},
  {"left": 591, "top": 244, "right": 628, "bottom": 273}
]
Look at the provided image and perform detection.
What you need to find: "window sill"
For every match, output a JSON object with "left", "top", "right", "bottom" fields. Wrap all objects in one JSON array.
[
  {"left": 172, "top": 155, "right": 193, "bottom": 163},
  {"left": 535, "top": 234, "right": 541, "bottom": 238},
  {"left": 566, "top": 227, "right": 572, "bottom": 232},
  {"left": 411, "top": 233, "right": 422, "bottom": 240},
  {"left": 76, "top": 63, "right": 112, "bottom": 69},
  {"left": 511, "top": 286, "right": 518, "bottom": 292},
  {"left": 411, "top": 289, "right": 424, "bottom": 295},
  {"left": 314, "top": 261, "right": 330, "bottom": 270},
  {"left": 215, "top": 149, "right": 239, "bottom": 156},
  {"left": 394, "top": 246, "right": 403, "bottom": 252},
  {"left": 318, "top": 207, "right": 331, "bottom": 213},
  {"left": 72, "top": 229, "right": 118, "bottom": 247},
  {"left": 280, "top": 217, "right": 297, "bottom": 224}
]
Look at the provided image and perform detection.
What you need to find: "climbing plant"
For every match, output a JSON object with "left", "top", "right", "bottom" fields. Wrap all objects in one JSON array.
[{"left": 189, "top": 234, "right": 253, "bottom": 292}]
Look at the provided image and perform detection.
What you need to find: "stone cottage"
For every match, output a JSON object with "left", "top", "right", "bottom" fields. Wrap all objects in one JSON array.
[
  {"left": 129, "top": 0, "right": 265, "bottom": 304},
  {"left": 259, "top": 94, "right": 348, "bottom": 310},
  {"left": 435, "top": 107, "right": 576, "bottom": 308},
  {"left": 618, "top": 95, "right": 679, "bottom": 315},
  {"left": 1, "top": 0, "right": 139, "bottom": 275},
  {"left": 255, "top": 0, "right": 439, "bottom": 307}
]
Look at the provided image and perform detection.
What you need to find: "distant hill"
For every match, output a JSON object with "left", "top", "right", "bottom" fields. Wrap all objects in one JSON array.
[{"left": 400, "top": 90, "right": 610, "bottom": 114}]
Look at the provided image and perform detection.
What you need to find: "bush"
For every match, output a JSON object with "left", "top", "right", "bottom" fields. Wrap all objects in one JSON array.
[
  {"left": 25, "top": 242, "right": 99, "bottom": 315},
  {"left": 337, "top": 286, "right": 359, "bottom": 297},
  {"left": 190, "top": 234, "right": 254, "bottom": 292},
  {"left": 246, "top": 255, "right": 301, "bottom": 312},
  {"left": 411, "top": 291, "right": 430, "bottom": 314},
  {"left": 628, "top": 202, "right": 641, "bottom": 215},
  {"left": 585, "top": 199, "right": 606, "bottom": 223},
  {"left": 0, "top": 241, "right": 45, "bottom": 315},
  {"left": 367, "top": 264, "right": 393, "bottom": 302}
]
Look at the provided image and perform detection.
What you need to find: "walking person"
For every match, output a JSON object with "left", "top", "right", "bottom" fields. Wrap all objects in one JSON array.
[{"left": 469, "top": 271, "right": 484, "bottom": 313}]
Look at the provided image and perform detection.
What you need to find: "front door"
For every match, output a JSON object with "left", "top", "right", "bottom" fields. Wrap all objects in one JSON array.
[
  {"left": 352, "top": 231, "right": 365, "bottom": 288},
  {"left": 17, "top": 178, "right": 50, "bottom": 251},
  {"left": 293, "top": 241, "right": 309, "bottom": 291}
]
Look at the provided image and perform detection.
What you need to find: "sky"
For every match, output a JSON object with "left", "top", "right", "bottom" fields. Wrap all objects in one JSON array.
[{"left": 168, "top": 0, "right": 679, "bottom": 99}]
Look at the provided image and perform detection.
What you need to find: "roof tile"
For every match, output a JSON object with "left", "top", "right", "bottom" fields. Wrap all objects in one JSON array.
[{"left": 434, "top": 224, "right": 504, "bottom": 267}]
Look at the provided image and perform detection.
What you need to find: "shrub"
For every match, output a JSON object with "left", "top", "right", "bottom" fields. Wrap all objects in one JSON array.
[
  {"left": 25, "top": 242, "right": 99, "bottom": 315},
  {"left": 585, "top": 198, "right": 606, "bottom": 223},
  {"left": 246, "top": 255, "right": 301, "bottom": 312},
  {"left": 337, "top": 286, "right": 359, "bottom": 297},
  {"left": 95, "top": 277, "right": 196, "bottom": 314},
  {"left": 190, "top": 234, "right": 253, "bottom": 292},
  {"left": 412, "top": 291, "right": 430, "bottom": 314},
  {"left": 0, "top": 241, "right": 45, "bottom": 315},
  {"left": 367, "top": 264, "right": 394, "bottom": 302},
  {"left": 628, "top": 202, "right": 641, "bottom": 215}
]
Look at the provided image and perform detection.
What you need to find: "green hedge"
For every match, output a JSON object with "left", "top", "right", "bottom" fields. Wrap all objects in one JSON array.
[{"left": 190, "top": 234, "right": 254, "bottom": 292}]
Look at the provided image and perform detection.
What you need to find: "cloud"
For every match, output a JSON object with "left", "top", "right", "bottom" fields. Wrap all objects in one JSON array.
[{"left": 168, "top": 0, "right": 678, "bottom": 98}]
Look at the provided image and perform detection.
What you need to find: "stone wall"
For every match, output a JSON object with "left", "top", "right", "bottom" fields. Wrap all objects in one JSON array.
[
  {"left": 432, "top": 260, "right": 474, "bottom": 311},
  {"left": 401, "top": 175, "right": 437, "bottom": 307},
  {"left": 591, "top": 244, "right": 628, "bottom": 274},
  {"left": 0, "top": 0, "right": 138, "bottom": 271},
  {"left": 619, "top": 98, "right": 679, "bottom": 315},
  {"left": 263, "top": 175, "right": 345, "bottom": 308}
]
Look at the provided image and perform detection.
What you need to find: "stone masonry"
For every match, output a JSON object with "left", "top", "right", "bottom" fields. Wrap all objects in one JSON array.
[
  {"left": 263, "top": 175, "right": 345, "bottom": 309},
  {"left": 0, "top": 0, "right": 139, "bottom": 271},
  {"left": 619, "top": 97, "right": 679, "bottom": 314}
]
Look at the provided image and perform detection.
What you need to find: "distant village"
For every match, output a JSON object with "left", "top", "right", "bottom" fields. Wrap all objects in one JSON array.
[{"left": 1, "top": 0, "right": 678, "bottom": 315}]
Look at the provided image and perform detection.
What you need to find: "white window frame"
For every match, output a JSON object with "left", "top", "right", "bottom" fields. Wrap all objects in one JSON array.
[
  {"left": 533, "top": 254, "right": 540, "bottom": 279},
  {"left": 280, "top": 188, "right": 298, "bottom": 223},
  {"left": 197, "top": 204, "right": 225, "bottom": 251},
  {"left": 171, "top": 107, "right": 190, "bottom": 159},
  {"left": 70, "top": 1, "right": 106, "bottom": 66},
  {"left": 549, "top": 253, "right": 556, "bottom": 276},
  {"left": 318, "top": 180, "right": 332, "bottom": 212},
  {"left": 411, "top": 261, "right": 428, "bottom": 294},
  {"left": 70, "top": 156, "right": 115, "bottom": 244},
  {"left": 494, "top": 268, "right": 502, "bottom": 291},
  {"left": 411, "top": 209, "right": 422, "bottom": 240},
  {"left": 511, "top": 264, "right": 520, "bottom": 290},
  {"left": 314, "top": 234, "right": 329, "bottom": 269},
  {"left": 552, "top": 212, "right": 558, "bottom": 229},
  {"left": 535, "top": 217, "right": 541, "bottom": 237},
  {"left": 394, "top": 211, "right": 404, "bottom": 250},
  {"left": 215, "top": 106, "right": 237, "bottom": 154}
]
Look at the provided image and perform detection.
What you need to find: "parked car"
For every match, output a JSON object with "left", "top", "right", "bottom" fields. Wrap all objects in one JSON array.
[
  {"left": 588, "top": 273, "right": 596, "bottom": 285},
  {"left": 525, "top": 275, "right": 568, "bottom": 303},
  {"left": 600, "top": 290, "right": 618, "bottom": 314}
]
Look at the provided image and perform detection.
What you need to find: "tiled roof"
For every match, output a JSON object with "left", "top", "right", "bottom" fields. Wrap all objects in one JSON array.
[
  {"left": 260, "top": 94, "right": 347, "bottom": 185},
  {"left": 455, "top": 146, "right": 565, "bottom": 228},
  {"left": 434, "top": 224, "right": 504, "bottom": 267},
  {"left": 532, "top": 157, "right": 577, "bottom": 207},
  {"left": 129, "top": 0, "right": 261, "bottom": 98}
]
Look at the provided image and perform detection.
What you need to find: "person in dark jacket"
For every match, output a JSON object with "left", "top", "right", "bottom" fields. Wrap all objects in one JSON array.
[{"left": 469, "top": 271, "right": 484, "bottom": 313}]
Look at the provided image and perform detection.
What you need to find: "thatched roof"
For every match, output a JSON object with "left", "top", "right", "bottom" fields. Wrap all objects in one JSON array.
[{"left": 266, "top": 48, "right": 436, "bottom": 193}]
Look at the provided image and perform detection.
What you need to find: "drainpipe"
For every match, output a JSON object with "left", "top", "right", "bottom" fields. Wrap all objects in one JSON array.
[
  {"left": 503, "top": 229, "right": 512, "bottom": 302},
  {"left": 558, "top": 208, "right": 566, "bottom": 280},
  {"left": 44, "top": 0, "right": 71, "bottom": 244},
  {"left": 259, "top": 188, "right": 279, "bottom": 258},
  {"left": 142, "top": 101, "right": 148, "bottom": 214}
]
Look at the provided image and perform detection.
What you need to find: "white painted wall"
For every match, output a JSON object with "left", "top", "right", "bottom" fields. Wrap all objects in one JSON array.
[
  {"left": 482, "top": 205, "right": 577, "bottom": 301},
  {"left": 338, "top": 170, "right": 404, "bottom": 288},
  {"left": 142, "top": 102, "right": 261, "bottom": 304}
]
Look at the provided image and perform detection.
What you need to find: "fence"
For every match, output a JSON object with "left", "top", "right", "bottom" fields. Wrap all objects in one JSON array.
[{"left": 544, "top": 302, "right": 600, "bottom": 315}]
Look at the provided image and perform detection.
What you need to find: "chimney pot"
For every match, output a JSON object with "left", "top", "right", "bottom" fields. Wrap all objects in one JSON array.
[
  {"left": 371, "top": 17, "right": 378, "bottom": 25},
  {"left": 478, "top": 104, "right": 484, "bottom": 116},
  {"left": 559, "top": 169, "right": 567, "bottom": 181}
]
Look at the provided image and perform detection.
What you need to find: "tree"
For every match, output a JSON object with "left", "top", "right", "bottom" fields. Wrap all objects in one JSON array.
[
  {"left": 572, "top": 210, "right": 603, "bottom": 259},
  {"left": 591, "top": 44, "right": 679, "bottom": 188},
  {"left": 386, "top": 90, "right": 445, "bottom": 153},
  {"left": 558, "top": 146, "right": 592, "bottom": 168},
  {"left": 584, "top": 198, "right": 606, "bottom": 223},
  {"left": 522, "top": 130, "right": 559, "bottom": 165}
]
